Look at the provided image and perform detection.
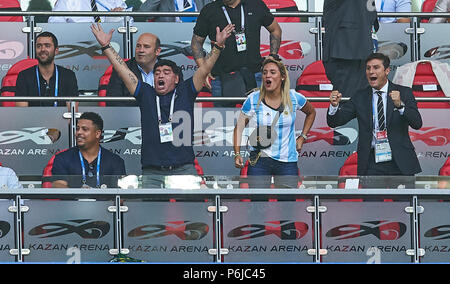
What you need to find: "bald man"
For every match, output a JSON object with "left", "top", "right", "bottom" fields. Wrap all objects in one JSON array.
[{"left": 105, "top": 33, "right": 161, "bottom": 106}]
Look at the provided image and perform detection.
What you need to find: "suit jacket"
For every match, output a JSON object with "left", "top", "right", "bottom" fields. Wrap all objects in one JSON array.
[
  {"left": 323, "top": 0, "right": 377, "bottom": 61},
  {"left": 327, "top": 81, "right": 423, "bottom": 175},
  {"left": 106, "top": 58, "right": 140, "bottom": 106},
  {"left": 139, "top": 0, "right": 211, "bottom": 22}
]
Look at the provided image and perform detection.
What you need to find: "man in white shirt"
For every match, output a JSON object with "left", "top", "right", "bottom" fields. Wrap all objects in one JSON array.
[
  {"left": 0, "top": 166, "right": 23, "bottom": 189},
  {"left": 48, "top": 0, "right": 132, "bottom": 23},
  {"left": 376, "top": 0, "right": 411, "bottom": 23}
]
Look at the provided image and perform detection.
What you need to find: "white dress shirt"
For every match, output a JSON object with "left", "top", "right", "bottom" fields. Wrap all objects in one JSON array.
[
  {"left": 48, "top": 0, "right": 133, "bottom": 23},
  {"left": 0, "top": 166, "right": 23, "bottom": 189}
]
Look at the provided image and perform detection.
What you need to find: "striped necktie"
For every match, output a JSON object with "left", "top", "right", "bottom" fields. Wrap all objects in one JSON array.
[
  {"left": 376, "top": 91, "right": 386, "bottom": 131},
  {"left": 90, "top": 0, "right": 101, "bottom": 22}
]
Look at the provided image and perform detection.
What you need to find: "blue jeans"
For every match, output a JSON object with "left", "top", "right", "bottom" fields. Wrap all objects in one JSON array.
[
  {"left": 211, "top": 72, "right": 262, "bottom": 107},
  {"left": 246, "top": 156, "right": 299, "bottom": 189}
]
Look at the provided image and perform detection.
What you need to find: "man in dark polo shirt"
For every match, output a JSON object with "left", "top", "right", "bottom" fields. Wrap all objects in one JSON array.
[
  {"left": 90, "top": 23, "right": 233, "bottom": 188},
  {"left": 52, "top": 112, "right": 126, "bottom": 188},
  {"left": 15, "top": 31, "right": 79, "bottom": 107},
  {"left": 191, "top": 0, "right": 282, "bottom": 106}
]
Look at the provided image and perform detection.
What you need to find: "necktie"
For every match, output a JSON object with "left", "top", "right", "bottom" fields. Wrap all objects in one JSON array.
[
  {"left": 376, "top": 91, "right": 385, "bottom": 131},
  {"left": 90, "top": 0, "right": 101, "bottom": 23}
]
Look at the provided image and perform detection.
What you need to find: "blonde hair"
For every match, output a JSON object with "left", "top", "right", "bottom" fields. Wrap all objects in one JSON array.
[{"left": 258, "top": 58, "right": 293, "bottom": 112}]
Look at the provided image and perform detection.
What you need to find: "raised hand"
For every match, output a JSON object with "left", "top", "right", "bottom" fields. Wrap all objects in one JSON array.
[
  {"left": 90, "top": 23, "right": 114, "bottom": 48},
  {"left": 330, "top": 90, "right": 342, "bottom": 107},
  {"left": 215, "top": 24, "right": 235, "bottom": 47}
]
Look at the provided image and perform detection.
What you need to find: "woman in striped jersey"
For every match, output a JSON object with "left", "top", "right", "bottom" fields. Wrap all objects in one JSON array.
[{"left": 233, "top": 57, "right": 316, "bottom": 188}]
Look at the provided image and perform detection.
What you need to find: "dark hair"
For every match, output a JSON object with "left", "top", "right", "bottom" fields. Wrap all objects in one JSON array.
[
  {"left": 79, "top": 112, "right": 103, "bottom": 131},
  {"left": 153, "top": 59, "right": 184, "bottom": 82},
  {"left": 36, "top": 31, "right": 58, "bottom": 48},
  {"left": 366, "top": 52, "right": 390, "bottom": 69}
]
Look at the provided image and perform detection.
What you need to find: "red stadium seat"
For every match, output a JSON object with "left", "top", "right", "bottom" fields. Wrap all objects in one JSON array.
[
  {"left": 411, "top": 61, "right": 449, "bottom": 108},
  {"left": 196, "top": 87, "right": 214, "bottom": 108},
  {"left": 41, "top": 149, "right": 68, "bottom": 188},
  {"left": 0, "top": 0, "right": 23, "bottom": 22},
  {"left": 295, "top": 60, "right": 333, "bottom": 108},
  {"left": 421, "top": 0, "right": 438, "bottom": 23},
  {"left": 1, "top": 58, "right": 38, "bottom": 107},
  {"left": 439, "top": 157, "right": 450, "bottom": 189},
  {"left": 262, "top": 0, "right": 302, "bottom": 22},
  {"left": 97, "top": 59, "right": 130, "bottom": 107}
]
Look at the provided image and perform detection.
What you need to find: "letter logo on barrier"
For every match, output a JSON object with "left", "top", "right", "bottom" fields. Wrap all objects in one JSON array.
[
  {"left": 377, "top": 41, "right": 408, "bottom": 60},
  {"left": 0, "top": 221, "right": 10, "bottom": 238},
  {"left": 424, "top": 45, "right": 450, "bottom": 60},
  {"left": 159, "top": 41, "right": 201, "bottom": 60},
  {"left": 56, "top": 41, "right": 120, "bottom": 59},
  {"left": 0, "top": 40, "right": 24, "bottom": 60},
  {"left": 409, "top": 127, "right": 450, "bottom": 146},
  {"left": 326, "top": 221, "right": 407, "bottom": 240},
  {"left": 260, "top": 40, "right": 311, "bottom": 59},
  {"left": 227, "top": 221, "right": 309, "bottom": 240},
  {"left": 28, "top": 219, "right": 110, "bottom": 239},
  {"left": 0, "top": 127, "right": 54, "bottom": 145},
  {"left": 128, "top": 221, "right": 209, "bottom": 240},
  {"left": 424, "top": 225, "right": 450, "bottom": 240},
  {"left": 305, "top": 127, "right": 358, "bottom": 145},
  {"left": 102, "top": 127, "right": 142, "bottom": 145}
]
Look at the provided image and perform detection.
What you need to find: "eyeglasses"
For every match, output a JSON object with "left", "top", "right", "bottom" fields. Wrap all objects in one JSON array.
[{"left": 88, "top": 164, "right": 95, "bottom": 177}]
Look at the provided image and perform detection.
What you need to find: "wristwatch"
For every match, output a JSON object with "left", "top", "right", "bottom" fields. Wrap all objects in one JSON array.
[
  {"left": 101, "top": 44, "right": 112, "bottom": 52},
  {"left": 395, "top": 101, "right": 405, "bottom": 109},
  {"left": 212, "top": 41, "right": 225, "bottom": 51}
]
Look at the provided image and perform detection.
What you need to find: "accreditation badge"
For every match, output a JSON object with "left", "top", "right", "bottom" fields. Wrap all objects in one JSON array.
[
  {"left": 235, "top": 32, "right": 247, "bottom": 52},
  {"left": 374, "top": 130, "right": 392, "bottom": 163},
  {"left": 159, "top": 123, "right": 173, "bottom": 143}
]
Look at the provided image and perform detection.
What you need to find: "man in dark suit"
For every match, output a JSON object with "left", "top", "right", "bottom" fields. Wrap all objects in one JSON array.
[
  {"left": 323, "top": 0, "right": 378, "bottom": 98},
  {"left": 106, "top": 32, "right": 161, "bottom": 106},
  {"left": 327, "top": 53, "right": 422, "bottom": 188}
]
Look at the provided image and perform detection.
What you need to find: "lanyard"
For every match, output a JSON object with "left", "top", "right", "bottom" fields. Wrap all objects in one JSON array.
[
  {"left": 380, "top": 0, "right": 385, "bottom": 12},
  {"left": 222, "top": 4, "right": 245, "bottom": 32},
  {"left": 36, "top": 65, "right": 58, "bottom": 107},
  {"left": 156, "top": 90, "right": 176, "bottom": 125},
  {"left": 78, "top": 148, "right": 102, "bottom": 188}
]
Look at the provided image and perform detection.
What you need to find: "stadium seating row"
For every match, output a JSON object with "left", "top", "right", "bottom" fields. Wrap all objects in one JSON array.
[{"left": 1, "top": 58, "right": 448, "bottom": 108}]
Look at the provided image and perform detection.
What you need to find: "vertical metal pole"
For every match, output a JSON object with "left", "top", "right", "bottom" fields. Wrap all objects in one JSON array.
[
  {"left": 214, "top": 195, "right": 223, "bottom": 263},
  {"left": 315, "top": 17, "right": 323, "bottom": 61},
  {"left": 412, "top": 196, "right": 421, "bottom": 263},
  {"left": 313, "top": 195, "right": 321, "bottom": 263},
  {"left": 115, "top": 195, "right": 124, "bottom": 254},
  {"left": 411, "top": 17, "right": 420, "bottom": 62},
  {"left": 15, "top": 195, "right": 23, "bottom": 263},
  {"left": 69, "top": 101, "right": 76, "bottom": 148},
  {"left": 27, "top": 16, "right": 36, "bottom": 59},
  {"left": 124, "top": 16, "right": 132, "bottom": 59}
]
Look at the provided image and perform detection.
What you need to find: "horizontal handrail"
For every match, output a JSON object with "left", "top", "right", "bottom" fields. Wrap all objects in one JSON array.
[
  {"left": 0, "top": 96, "right": 449, "bottom": 102},
  {"left": 0, "top": 188, "right": 449, "bottom": 198},
  {"left": 0, "top": 11, "right": 448, "bottom": 18}
]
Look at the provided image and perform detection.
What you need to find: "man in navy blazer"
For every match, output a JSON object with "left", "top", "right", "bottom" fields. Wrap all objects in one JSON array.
[
  {"left": 323, "top": 0, "right": 378, "bottom": 98},
  {"left": 327, "top": 53, "right": 422, "bottom": 188}
]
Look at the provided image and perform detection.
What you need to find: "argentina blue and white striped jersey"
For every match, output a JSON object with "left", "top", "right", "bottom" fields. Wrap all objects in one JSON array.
[{"left": 241, "top": 90, "right": 307, "bottom": 162}]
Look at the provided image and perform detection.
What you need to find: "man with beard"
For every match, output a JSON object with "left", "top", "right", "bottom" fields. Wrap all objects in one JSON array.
[
  {"left": 15, "top": 32, "right": 79, "bottom": 107},
  {"left": 52, "top": 112, "right": 126, "bottom": 188},
  {"left": 105, "top": 33, "right": 161, "bottom": 106}
]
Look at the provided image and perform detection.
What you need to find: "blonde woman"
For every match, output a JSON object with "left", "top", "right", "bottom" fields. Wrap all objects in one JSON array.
[{"left": 233, "top": 58, "right": 316, "bottom": 188}]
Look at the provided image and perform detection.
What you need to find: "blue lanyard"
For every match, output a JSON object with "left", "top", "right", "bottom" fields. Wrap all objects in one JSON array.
[
  {"left": 78, "top": 148, "right": 102, "bottom": 188},
  {"left": 35, "top": 65, "right": 58, "bottom": 107},
  {"left": 380, "top": 0, "right": 385, "bottom": 12}
]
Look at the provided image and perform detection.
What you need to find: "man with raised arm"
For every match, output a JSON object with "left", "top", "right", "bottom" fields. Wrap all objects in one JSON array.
[{"left": 90, "top": 23, "right": 233, "bottom": 188}]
